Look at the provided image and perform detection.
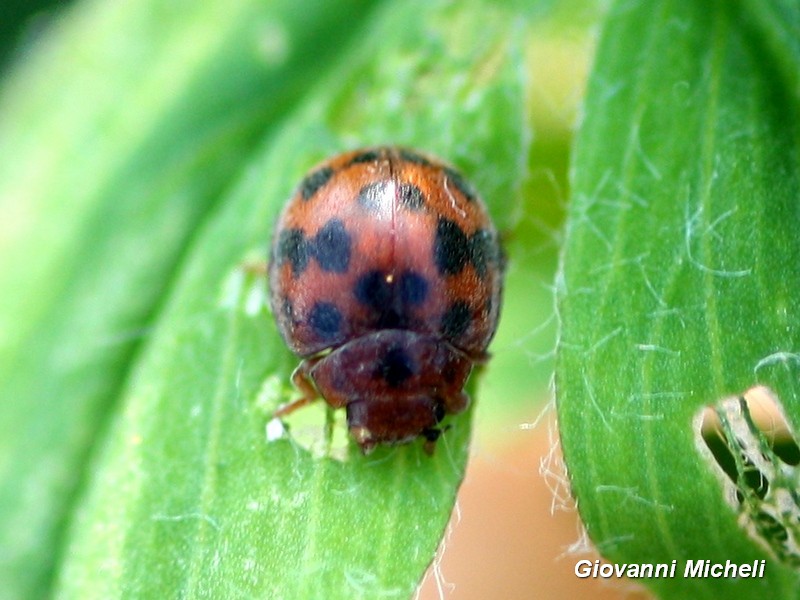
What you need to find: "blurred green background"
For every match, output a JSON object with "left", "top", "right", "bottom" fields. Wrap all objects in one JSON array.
[{"left": 0, "top": 0, "right": 66, "bottom": 72}]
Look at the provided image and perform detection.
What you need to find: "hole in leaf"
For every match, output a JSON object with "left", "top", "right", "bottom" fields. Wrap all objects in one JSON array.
[{"left": 696, "top": 386, "right": 800, "bottom": 566}]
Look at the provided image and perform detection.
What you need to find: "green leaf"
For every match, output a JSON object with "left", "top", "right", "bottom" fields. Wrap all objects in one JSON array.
[
  {"left": 0, "top": 1, "right": 382, "bottom": 598},
  {"left": 41, "top": 1, "right": 534, "bottom": 598},
  {"left": 557, "top": 0, "right": 800, "bottom": 598},
  {"left": 738, "top": 0, "right": 800, "bottom": 102}
]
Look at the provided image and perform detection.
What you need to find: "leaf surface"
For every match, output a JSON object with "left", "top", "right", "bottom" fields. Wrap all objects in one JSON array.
[{"left": 557, "top": 0, "right": 800, "bottom": 597}]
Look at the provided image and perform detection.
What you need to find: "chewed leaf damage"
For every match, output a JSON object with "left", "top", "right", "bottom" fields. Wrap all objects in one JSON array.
[{"left": 697, "top": 386, "right": 800, "bottom": 566}]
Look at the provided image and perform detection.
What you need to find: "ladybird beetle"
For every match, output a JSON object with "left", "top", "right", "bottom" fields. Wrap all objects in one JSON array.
[{"left": 268, "top": 147, "right": 504, "bottom": 453}]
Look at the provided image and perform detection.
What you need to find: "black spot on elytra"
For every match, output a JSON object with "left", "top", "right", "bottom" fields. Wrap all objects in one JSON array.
[
  {"left": 354, "top": 269, "right": 428, "bottom": 329},
  {"left": 469, "top": 229, "right": 494, "bottom": 278},
  {"left": 312, "top": 219, "right": 351, "bottom": 272},
  {"left": 348, "top": 150, "right": 382, "bottom": 166},
  {"left": 398, "top": 271, "right": 428, "bottom": 305},
  {"left": 300, "top": 166, "right": 334, "bottom": 201},
  {"left": 355, "top": 270, "right": 392, "bottom": 310},
  {"left": 444, "top": 166, "right": 476, "bottom": 203},
  {"left": 277, "top": 229, "right": 309, "bottom": 276},
  {"left": 399, "top": 149, "right": 432, "bottom": 166},
  {"left": 378, "top": 346, "right": 415, "bottom": 387},
  {"left": 434, "top": 218, "right": 469, "bottom": 275},
  {"left": 357, "top": 181, "right": 389, "bottom": 212},
  {"left": 308, "top": 302, "right": 342, "bottom": 339},
  {"left": 441, "top": 301, "right": 471, "bottom": 339},
  {"left": 354, "top": 270, "right": 429, "bottom": 307},
  {"left": 399, "top": 183, "right": 425, "bottom": 210}
]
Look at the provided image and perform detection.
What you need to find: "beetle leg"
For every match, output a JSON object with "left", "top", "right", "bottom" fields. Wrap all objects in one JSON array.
[
  {"left": 443, "top": 390, "right": 470, "bottom": 415},
  {"left": 471, "top": 350, "right": 491, "bottom": 366},
  {"left": 273, "top": 360, "right": 320, "bottom": 417},
  {"left": 422, "top": 423, "right": 455, "bottom": 455}
]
